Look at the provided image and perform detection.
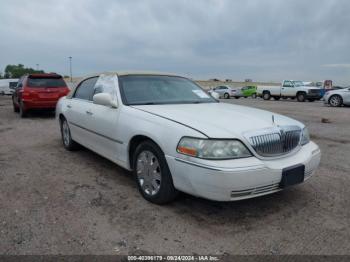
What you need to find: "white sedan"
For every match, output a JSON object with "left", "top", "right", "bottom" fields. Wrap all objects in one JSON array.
[{"left": 56, "top": 72, "right": 321, "bottom": 204}]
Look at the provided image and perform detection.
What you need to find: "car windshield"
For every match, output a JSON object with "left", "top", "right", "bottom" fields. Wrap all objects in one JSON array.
[
  {"left": 119, "top": 75, "right": 217, "bottom": 105},
  {"left": 27, "top": 77, "right": 66, "bottom": 88},
  {"left": 292, "top": 81, "right": 304, "bottom": 87}
]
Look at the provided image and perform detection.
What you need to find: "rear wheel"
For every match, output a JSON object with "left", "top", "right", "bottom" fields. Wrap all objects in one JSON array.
[
  {"left": 133, "top": 140, "right": 178, "bottom": 204},
  {"left": 13, "top": 99, "right": 19, "bottom": 113},
  {"left": 297, "top": 93, "right": 306, "bottom": 102},
  {"left": 329, "top": 95, "right": 343, "bottom": 107},
  {"left": 60, "top": 117, "right": 79, "bottom": 150},
  {"left": 19, "top": 101, "right": 27, "bottom": 118},
  {"left": 224, "top": 93, "right": 230, "bottom": 99},
  {"left": 262, "top": 92, "right": 271, "bottom": 100},
  {"left": 234, "top": 96, "right": 240, "bottom": 99},
  {"left": 251, "top": 93, "right": 257, "bottom": 99}
]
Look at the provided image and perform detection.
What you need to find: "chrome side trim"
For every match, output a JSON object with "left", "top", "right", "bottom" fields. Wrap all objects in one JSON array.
[
  {"left": 174, "top": 157, "right": 264, "bottom": 172},
  {"left": 231, "top": 183, "right": 281, "bottom": 198},
  {"left": 68, "top": 121, "right": 123, "bottom": 144}
]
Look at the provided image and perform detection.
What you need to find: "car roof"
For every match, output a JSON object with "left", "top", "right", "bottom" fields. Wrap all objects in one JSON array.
[
  {"left": 83, "top": 71, "right": 180, "bottom": 78},
  {"left": 27, "top": 73, "right": 63, "bottom": 78}
]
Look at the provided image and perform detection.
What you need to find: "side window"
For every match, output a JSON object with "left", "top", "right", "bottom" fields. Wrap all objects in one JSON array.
[
  {"left": 17, "top": 77, "right": 24, "bottom": 89},
  {"left": 74, "top": 77, "right": 98, "bottom": 100},
  {"left": 283, "top": 81, "right": 293, "bottom": 87}
]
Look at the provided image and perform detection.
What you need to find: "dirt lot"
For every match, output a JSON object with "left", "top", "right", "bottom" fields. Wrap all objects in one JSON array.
[{"left": 0, "top": 95, "right": 349, "bottom": 255}]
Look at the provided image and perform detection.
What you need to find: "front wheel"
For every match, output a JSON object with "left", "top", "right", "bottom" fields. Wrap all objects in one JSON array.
[
  {"left": 224, "top": 93, "right": 230, "bottom": 99},
  {"left": 133, "top": 140, "right": 178, "bottom": 204},
  {"left": 329, "top": 95, "right": 343, "bottom": 107},
  {"left": 251, "top": 93, "right": 257, "bottom": 99},
  {"left": 60, "top": 117, "right": 79, "bottom": 150}
]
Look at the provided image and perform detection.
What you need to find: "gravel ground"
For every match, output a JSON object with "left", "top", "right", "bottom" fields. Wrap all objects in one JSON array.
[{"left": 0, "top": 96, "right": 349, "bottom": 255}]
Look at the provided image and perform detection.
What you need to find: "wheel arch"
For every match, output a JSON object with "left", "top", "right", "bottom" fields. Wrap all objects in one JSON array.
[{"left": 128, "top": 135, "right": 164, "bottom": 170}]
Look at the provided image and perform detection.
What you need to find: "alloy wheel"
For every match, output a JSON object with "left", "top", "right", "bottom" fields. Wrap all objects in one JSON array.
[
  {"left": 62, "top": 120, "right": 71, "bottom": 146},
  {"left": 136, "top": 150, "right": 162, "bottom": 196},
  {"left": 329, "top": 95, "right": 342, "bottom": 107}
]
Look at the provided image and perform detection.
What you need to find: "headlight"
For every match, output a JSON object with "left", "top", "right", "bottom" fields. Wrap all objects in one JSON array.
[
  {"left": 177, "top": 137, "right": 252, "bottom": 159},
  {"left": 301, "top": 127, "right": 310, "bottom": 145}
]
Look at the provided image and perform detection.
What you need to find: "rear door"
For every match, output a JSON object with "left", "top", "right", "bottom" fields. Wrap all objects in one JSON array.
[
  {"left": 13, "top": 77, "right": 24, "bottom": 106},
  {"left": 65, "top": 77, "right": 98, "bottom": 147}
]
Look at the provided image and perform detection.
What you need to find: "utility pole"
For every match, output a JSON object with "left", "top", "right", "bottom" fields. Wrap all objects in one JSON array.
[{"left": 68, "top": 56, "right": 73, "bottom": 82}]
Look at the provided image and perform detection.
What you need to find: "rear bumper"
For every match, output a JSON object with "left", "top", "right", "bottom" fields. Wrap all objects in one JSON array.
[
  {"left": 22, "top": 100, "right": 58, "bottom": 109},
  {"left": 306, "top": 93, "right": 322, "bottom": 99}
]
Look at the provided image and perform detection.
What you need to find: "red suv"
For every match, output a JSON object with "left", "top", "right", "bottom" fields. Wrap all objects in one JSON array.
[{"left": 12, "top": 73, "right": 70, "bottom": 117}]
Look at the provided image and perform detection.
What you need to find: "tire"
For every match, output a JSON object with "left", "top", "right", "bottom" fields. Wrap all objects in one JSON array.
[
  {"left": 251, "top": 93, "right": 257, "bottom": 99},
  {"left": 308, "top": 99, "right": 315, "bottom": 102},
  {"left": 60, "top": 117, "right": 79, "bottom": 151},
  {"left": 234, "top": 96, "right": 240, "bottom": 99},
  {"left": 19, "top": 101, "right": 27, "bottom": 118},
  {"left": 297, "top": 93, "right": 306, "bottom": 102},
  {"left": 274, "top": 96, "right": 281, "bottom": 100},
  {"left": 262, "top": 92, "right": 271, "bottom": 100},
  {"left": 133, "top": 140, "right": 178, "bottom": 204},
  {"left": 224, "top": 93, "right": 230, "bottom": 99},
  {"left": 13, "top": 99, "right": 19, "bottom": 113},
  {"left": 329, "top": 95, "right": 343, "bottom": 107}
]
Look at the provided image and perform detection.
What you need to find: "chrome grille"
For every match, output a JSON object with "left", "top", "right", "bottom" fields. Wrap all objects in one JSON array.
[{"left": 246, "top": 126, "right": 302, "bottom": 157}]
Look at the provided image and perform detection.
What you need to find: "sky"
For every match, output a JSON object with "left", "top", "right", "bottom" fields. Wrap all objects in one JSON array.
[{"left": 0, "top": 0, "right": 349, "bottom": 85}]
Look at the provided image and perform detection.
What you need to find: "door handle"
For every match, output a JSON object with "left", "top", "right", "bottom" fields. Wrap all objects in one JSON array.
[
  {"left": 67, "top": 104, "right": 72, "bottom": 108},
  {"left": 86, "top": 110, "right": 93, "bottom": 115}
]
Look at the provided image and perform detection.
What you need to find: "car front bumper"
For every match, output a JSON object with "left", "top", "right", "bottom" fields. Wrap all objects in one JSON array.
[{"left": 165, "top": 141, "right": 321, "bottom": 201}]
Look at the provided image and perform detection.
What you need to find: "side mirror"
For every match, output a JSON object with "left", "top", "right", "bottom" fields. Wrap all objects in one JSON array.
[
  {"left": 93, "top": 93, "right": 118, "bottom": 108},
  {"left": 211, "top": 91, "right": 220, "bottom": 100}
]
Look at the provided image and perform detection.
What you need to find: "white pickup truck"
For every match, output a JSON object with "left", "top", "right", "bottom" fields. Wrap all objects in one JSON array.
[{"left": 257, "top": 80, "right": 323, "bottom": 102}]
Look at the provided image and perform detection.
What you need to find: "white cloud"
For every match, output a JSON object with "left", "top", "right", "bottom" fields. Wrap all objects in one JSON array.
[{"left": 0, "top": 0, "right": 349, "bottom": 85}]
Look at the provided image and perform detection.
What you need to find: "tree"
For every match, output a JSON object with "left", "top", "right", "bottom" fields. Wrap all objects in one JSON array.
[{"left": 4, "top": 64, "right": 45, "bottom": 78}]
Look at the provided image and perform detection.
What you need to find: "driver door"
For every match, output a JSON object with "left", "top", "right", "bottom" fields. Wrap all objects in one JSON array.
[
  {"left": 281, "top": 80, "right": 295, "bottom": 97},
  {"left": 85, "top": 74, "right": 123, "bottom": 163}
]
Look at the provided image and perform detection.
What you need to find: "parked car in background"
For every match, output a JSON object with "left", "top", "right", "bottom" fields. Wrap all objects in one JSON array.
[
  {"left": 208, "top": 85, "right": 237, "bottom": 99},
  {"left": 0, "top": 79, "right": 19, "bottom": 95},
  {"left": 323, "top": 87, "right": 350, "bottom": 107},
  {"left": 12, "top": 73, "right": 70, "bottom": 117},
  {"left": 257, "top": 80, "right": 323, "bottom": 102},
  {"left": 234, "top": 86, "right": 257, "bottom": 99},
  {"left": 56, "top": 72, "right": 320, "bottom": 204}
]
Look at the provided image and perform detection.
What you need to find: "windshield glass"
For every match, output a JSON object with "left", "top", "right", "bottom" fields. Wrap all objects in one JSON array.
[
  {"left": 27, "top": 77, "right": 67, "bottom": 88},
  {"left": 119, "top": 75, "right": 217, "bottom": 105},
  {"left": 292, "top": 81, "right": 304, "bottom": 87}
]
